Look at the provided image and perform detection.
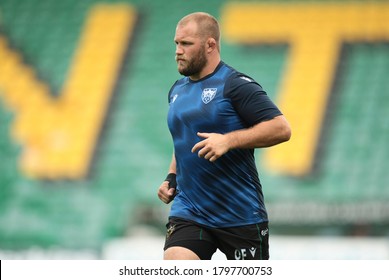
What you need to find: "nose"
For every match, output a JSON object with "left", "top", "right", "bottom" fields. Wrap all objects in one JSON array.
[{"left": 175, "top": 44, "right": 183, "bottom": 55}]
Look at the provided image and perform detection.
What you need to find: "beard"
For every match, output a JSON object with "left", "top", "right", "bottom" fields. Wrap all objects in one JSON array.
[{"left": 177, "top": 46, "right": 207, "bottom": 77}]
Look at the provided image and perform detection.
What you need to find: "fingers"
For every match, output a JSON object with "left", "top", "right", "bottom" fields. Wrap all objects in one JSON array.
[
  {"left": 191, "top": 141, "right": 203, "bottom": 153},
  {"left": 196, "top": 132, "right": 209, "bottom": 138},
  {"left": 191, "top": 132, "right": 227, "bottom": 162},
  {"left": 191, "top": 140, "right": 210, "bottom": 159},
  {"left": 191, "top": 132, "right": 209, "bottom": 153},
  {"left": 199, "top": 146, "right": 218, "bottom": 161},
  {"left": 192, "top": 143, "right": 221, "bottom": 162},
  {"left": 207, "top": 154, "right": 220, "bottom": 162}
]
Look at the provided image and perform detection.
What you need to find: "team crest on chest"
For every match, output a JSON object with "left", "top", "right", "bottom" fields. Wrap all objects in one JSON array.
[{"left": 201, "top": 88, "right": 217, "bottom": 104}]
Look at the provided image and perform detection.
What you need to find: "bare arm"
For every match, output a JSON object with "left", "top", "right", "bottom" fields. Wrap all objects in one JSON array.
[
  {"left": 167, "top": 153, "right": 177, "bottom": 174},
  {"left": 192, "top": 115, "right": 291, "bottom": 162},
  {"left": 158, "top": 153, "right": 177, "bottom": 204}
]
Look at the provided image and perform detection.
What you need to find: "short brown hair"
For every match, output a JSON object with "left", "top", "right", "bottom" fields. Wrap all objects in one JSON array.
[{"left": 177, "top": 12, "right": 220, "bottom": 50}]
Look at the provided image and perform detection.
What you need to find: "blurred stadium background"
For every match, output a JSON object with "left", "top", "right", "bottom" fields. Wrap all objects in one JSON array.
[{"left": 0, "top": 0, "right": 389, "bottom": 259}]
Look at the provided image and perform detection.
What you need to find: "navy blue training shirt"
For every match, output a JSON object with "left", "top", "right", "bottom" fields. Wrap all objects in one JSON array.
[{"left": 167, "top": 61, "right": 282, "bottom": 228}]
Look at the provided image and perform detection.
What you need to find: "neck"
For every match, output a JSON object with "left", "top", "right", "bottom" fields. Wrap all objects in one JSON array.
[{"left": 190, "top": 57, "right": 221, "bottom": 81}]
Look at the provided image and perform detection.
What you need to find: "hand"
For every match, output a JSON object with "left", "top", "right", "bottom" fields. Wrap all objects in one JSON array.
[
  {"left": 191, "top": 132, "right": 230, "bottom": 162},
  {"left": 157, "top": 181, "right": 176, "bottom": 204}
]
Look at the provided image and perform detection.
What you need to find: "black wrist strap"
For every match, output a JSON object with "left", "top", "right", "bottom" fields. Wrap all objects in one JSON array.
[{"left": 165, "top": 173, "right": 177, "bottom": 189}]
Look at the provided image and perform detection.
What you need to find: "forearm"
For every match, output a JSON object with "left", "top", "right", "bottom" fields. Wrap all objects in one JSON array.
[
  {"left": 226, "top": 115, "right": 291, "bottom": 149},
  {"left": 168, "top": 152, "right": 177, "bottom": 174},
  {"left": 158, "top": 152, "right": 177, "bottom": 204}
]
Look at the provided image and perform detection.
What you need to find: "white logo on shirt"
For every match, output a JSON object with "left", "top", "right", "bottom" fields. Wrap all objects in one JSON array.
[
  {"left": 240, "top": 76, "right": 252, "bottom": 82},
  {"left": 201, "top": 88, "right": 217, "bottom": 104},
  {"left": 171, "top": 94, "right": 178, "bottom": 103}
]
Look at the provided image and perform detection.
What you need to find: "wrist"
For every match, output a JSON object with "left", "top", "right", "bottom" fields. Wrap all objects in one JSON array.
[
  {"left": 225, "top": 131, "right": 239, "bottom": 150},
  {"left": 165, "top": 173, "right": 177, "bottom": 189}
]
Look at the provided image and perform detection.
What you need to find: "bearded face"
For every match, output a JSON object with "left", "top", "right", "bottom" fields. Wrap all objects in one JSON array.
[{"left": 176, "top": 43, "right": 207, "bottom": 77}]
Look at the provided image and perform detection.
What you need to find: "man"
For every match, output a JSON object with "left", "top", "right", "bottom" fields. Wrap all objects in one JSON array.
[{"left": 157, "top": 12, "right": 291, "bottom": 260}]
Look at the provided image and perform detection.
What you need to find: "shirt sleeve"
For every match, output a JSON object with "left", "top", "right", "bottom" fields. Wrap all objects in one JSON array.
[
  {"left": 167, "top": 80, "right": 179, "bottom": 103},
  {"left": 224, "top": 73, "right": 283, "bottom": 126}
]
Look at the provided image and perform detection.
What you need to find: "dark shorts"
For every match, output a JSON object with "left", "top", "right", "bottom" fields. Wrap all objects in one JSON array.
[{"left": 164, "top": 217, "right": 269, "bottom": 260}]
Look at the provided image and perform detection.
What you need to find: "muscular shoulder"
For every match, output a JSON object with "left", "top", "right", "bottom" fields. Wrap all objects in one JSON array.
[
  {"left": 224, "top": 70, "right": 265, "bottom": 99},
  {"left": 223, "top": 68, "right": 282, "bottom": 126}
]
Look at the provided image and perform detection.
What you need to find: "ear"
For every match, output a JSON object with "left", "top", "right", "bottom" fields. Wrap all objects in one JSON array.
[{"left": 206, "top": 38, "right": 217, "bottom": 53}]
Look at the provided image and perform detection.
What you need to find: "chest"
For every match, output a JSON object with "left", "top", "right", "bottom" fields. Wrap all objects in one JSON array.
[{"left": 168, "top": 81, "right": 244, "bottom": 134}]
